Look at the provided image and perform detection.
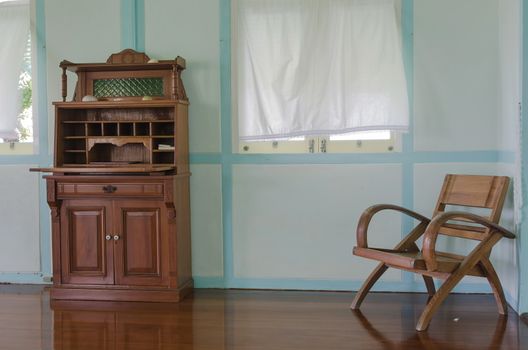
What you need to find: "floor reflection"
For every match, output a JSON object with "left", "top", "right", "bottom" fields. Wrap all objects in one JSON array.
[
  {"left": 351, "top": 308, "right": 516, "bottom": 350},
  {"left": 51, "top": 296, "right": 226, "bottom": 350},
  {"left": 0, "top": 285, "right": 526, "bottom": 350}
]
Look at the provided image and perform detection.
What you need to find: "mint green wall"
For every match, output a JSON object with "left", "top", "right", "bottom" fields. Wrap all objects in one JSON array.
[{"left": 414, "top": 0, "right": 499, "bottom": 152}]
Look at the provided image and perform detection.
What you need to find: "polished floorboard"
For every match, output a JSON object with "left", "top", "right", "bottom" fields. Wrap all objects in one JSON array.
[{"left": 0, "top": 285, "right": 527, "bottom": 349}]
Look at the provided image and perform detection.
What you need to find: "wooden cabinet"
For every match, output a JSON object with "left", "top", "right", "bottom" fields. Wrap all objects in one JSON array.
[{"left": 33, "top": 50, "right": 192, "bottom": 302}]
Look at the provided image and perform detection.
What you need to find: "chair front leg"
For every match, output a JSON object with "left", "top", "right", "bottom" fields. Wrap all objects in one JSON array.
[{"left": 351, "top": 263, "right": 388, "bottom": 310}]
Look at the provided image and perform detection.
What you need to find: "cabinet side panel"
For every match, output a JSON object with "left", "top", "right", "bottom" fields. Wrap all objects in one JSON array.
[
  {"left": 176, "top": 103, "right": 189, "bottom": 174},
  {"left": 176, "top": 176, "right": 192, "bottom": 286}
]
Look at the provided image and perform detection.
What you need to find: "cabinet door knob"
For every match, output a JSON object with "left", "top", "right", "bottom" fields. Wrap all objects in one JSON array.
[
  {"left": 102, "top": 185, "right": 117, "bottom": 193},
  {"left": 113, "top": 235, "right": 120, "bottom": 241},
  {"left": 105, "top": 235, "right": 112, "bottom": 241}
]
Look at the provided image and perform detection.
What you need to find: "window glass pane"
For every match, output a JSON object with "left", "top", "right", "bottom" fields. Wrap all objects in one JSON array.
[{"left": 17, "top": 33, "right": 33, "bottom": 142}]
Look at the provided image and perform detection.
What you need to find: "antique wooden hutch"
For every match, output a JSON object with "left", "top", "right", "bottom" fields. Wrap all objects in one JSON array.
[{"left": 32, "top": 49, "right": 192, "bottom": 302}]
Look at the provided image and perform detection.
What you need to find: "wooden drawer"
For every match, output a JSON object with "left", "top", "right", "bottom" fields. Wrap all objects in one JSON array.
[{"left": 57, "top": 182, "right": 164, "bottom": 198}]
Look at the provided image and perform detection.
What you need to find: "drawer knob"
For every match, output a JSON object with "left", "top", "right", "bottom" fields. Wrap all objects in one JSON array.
[
  {"left": 102, "top": 185, "right": 117, "bottom": 193},
  {"left": 113, "top": 235, "right": 120, "bottom": 241},
  {"left": 105, "top": 235, "right": 112, "bottom": 241}
]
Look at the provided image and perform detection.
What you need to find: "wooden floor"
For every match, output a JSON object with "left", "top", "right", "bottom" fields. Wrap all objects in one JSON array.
[{"left": 0, "top": 285, "right": 527, "bottom": 349}]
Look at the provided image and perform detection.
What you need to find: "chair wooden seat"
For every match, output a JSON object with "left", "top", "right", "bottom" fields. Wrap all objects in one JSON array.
[
  {"left": 353, "top": 247, "right": 487, "bottom": 277},
  {"left": 350, "top": 174, "right": 515, "bottom": 331}
]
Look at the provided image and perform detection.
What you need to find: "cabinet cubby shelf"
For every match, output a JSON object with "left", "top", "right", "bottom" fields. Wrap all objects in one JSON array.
[{"left": 56, "top": 105, "right": 180, "bottom": 169}]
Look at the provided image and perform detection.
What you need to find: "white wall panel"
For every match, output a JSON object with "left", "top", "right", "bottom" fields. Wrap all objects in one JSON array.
[
  {"left": 233, "top": 164, "right": 402, "bottom": 281},
  {"left": 414, "top": 0, "right": 498, "bottom": 151},
  {"left": 190, "top": 165, "right": 223, "bottom": 277},
  {"left": 498, "top": 0, "right": 521, "bottom": 152},
  {"left": 145, "top": 0, "right": 221, "bottom": 153},
  {"left": 0, "top": 166, "right": 40, "bottom": 272}
]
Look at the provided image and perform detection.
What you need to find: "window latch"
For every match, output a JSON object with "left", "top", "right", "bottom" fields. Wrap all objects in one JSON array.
[
  {"left": 308, "top": 139, "right": 315, "bottom": 153},
  {"left": 320, "top": 139, "right": 327, "bottom": 153}
]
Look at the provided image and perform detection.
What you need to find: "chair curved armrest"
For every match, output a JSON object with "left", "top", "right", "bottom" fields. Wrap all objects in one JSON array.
[
  {"left": 422, "top": 211, "right": 515, "bottom": 271},
  {"left": 356, "top": 204, "right": 430, "bottom": 248}
]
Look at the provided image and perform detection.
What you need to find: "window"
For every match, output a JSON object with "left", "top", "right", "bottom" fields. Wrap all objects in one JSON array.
[
  {"left": 233, "top": 0, "right": 407, "bottom": 153},
  {"left": 0, "top": 0, "right": 34, "bottom": 154}
]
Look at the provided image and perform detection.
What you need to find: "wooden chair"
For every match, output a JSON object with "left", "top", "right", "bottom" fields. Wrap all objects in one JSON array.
[{"left": 351, "top": 174, "right": 515, "bottom": 331}]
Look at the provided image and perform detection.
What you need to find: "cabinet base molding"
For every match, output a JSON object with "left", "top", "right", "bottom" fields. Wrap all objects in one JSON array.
[{"left": 50, "top": 280, "right": 193, "bottom": 303}]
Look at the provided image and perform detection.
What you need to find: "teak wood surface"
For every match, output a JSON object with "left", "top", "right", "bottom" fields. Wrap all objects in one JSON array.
[{"left": 352, "top": 174, "right": 514, "bottom": 331}]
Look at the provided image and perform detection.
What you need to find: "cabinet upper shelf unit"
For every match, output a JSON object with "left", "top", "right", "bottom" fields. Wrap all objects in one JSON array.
[{"left": 49, "top": 49, "right": 189, "bottom": 175}]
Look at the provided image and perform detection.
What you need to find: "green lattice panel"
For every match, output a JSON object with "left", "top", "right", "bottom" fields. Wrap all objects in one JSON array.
[{"left": 93, "top": 78, "right": 164, "bottom": 98}]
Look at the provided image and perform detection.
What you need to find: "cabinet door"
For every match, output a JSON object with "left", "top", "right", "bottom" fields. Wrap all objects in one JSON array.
[
  {"left": 113, "top": 201, "right": 168, "bottom": 286},
  {"left": 60, "top": 200, "right": 114, "bottom": 285}
]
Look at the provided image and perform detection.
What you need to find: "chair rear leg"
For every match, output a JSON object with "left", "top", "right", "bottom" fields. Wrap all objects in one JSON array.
[
  {"left": 422, "top": 276, "right": 436, "bottom": 298},
  {"left": 479, "top": 258, "right": 508, "bottom": 315},
  {"left": 351, "top": 263, "right": 388, "bottom": 310}
]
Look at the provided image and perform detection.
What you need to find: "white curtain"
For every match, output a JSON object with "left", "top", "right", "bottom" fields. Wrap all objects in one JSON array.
[
  {"left": 237, "top": 0, "right": 409, "bottom": 141},
  {"left": 0, "top": 1, "right": 29, "bottom": 140}
]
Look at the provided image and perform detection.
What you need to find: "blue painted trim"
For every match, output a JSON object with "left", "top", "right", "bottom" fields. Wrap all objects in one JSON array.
[
  {"left": 227, "top": 277, "right": 493, "bottom": 294},
  {"left": 220, "top": 0, "right": 233, "bottom": 288},
  {"left": 401, "top": 0, "right": 414, "bottom": 284},
  {"left": 519, "top": 0, "right": 528, "bottom": 315},
  {"left": 189, "top": 151, "right": 504, "bottom": 165},
  {"left": 134, "top": 0, "right": 145, "bottom": 52},
  {"left": 35, "top": 0, "right": 51, "bottom": 279},
  {"left": 227, "top": 151, "right": 501, "bottom": 165},
  {"left": 0, "top": 273, "right": 49, "bottom": 285},
  {"left": 190, "top": 153, "right": 223, "bottom": 164},
  {"left": 120, "top": 0, "right": 135, "bottom": 49},
  {"left": 193, "top": 276, "right": 225, "bottom": 289}
]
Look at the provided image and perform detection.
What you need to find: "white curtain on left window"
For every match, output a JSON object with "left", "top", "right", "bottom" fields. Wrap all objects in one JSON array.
[{"left": 0, "top": 1, "right": 29, "bottom": 140}]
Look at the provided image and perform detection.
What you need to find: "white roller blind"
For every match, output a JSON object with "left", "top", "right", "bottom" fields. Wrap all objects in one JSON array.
[
  {"left": 237, "top": 0, "right": 409, "bottom": 141},
  {"left": 0, "top": 1, "right": 29, "bottom": 140}
]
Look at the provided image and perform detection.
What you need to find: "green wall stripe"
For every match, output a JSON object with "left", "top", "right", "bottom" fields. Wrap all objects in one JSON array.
[
  {"left": 36, "top": 0, "right": 51, "bottom": 279},
  {"left": 401, "top": 0, "right": 415, "bottom": 284},
  {"left": 135, "top": 0, "right": 145, "bottom": 52},
  {"left": 220, "top": 0, "right": 234, "bottom": 287},
  {"left": 120, "top": 0, "right": 144, "bottom": 51}
]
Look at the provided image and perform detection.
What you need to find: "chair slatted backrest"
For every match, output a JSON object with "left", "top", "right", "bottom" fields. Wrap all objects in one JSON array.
[{"left": 432, "top": 174, "right": 510, "bottom": 241}]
